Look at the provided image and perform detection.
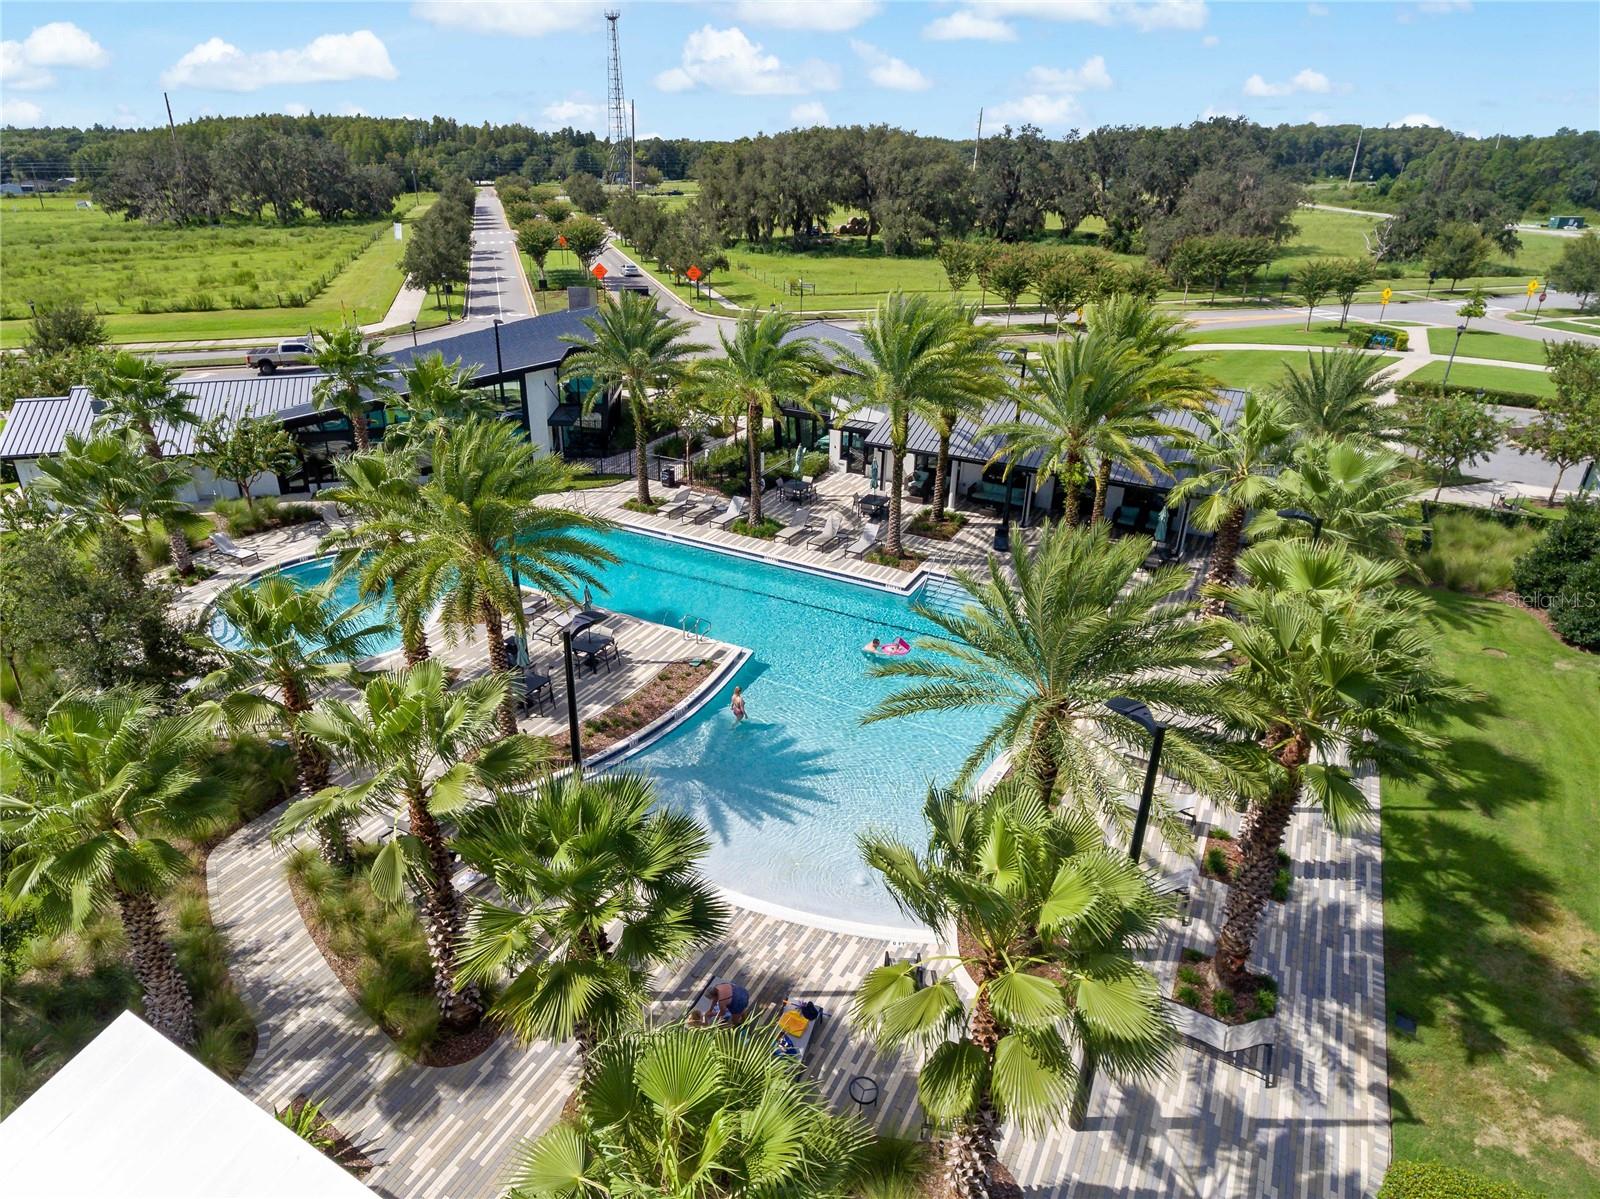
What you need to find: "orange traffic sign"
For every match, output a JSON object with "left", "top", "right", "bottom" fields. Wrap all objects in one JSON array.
[
  {"left": 591, "top": 262, "right": 608, "bottom": 279},
  {"left": 558, "top": 234, "right": 567, "bottom": 247},
  {"left": 686, "top": 265, "right": 702, "bottom": 282}
]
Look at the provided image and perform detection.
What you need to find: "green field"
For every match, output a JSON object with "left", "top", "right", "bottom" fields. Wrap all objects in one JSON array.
[
  {"left": 1408, "top": 360, "right": 1556, "bottom": 399},
  {"left": 1184, "top": 321, "right": 1393, "bottom": 348},
  {"left": 1189, "top": 347, "right": 1401, "bottom": 393},
  {"left": 1383, "top": 590, "right": 1600, "bottom": 1195},
  {"left": 1426, "top": 328, "right": 1552, "bottom": 366},
  {"left": 0, "top": 195, "right": 438, "bottom": 347}
]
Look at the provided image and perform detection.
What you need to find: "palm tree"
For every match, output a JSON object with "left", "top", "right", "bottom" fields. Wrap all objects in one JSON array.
[
  {"left": 374, "top": 418, "right": 617, "bottom": 737},
  {"left": 927, "top": 306, "right": 1006, "bottom": 523},
  {"left": 0, "top": 691, "right": 231, "bottom": 1046},
  {"left": 503, "top": 1024, "right": 894, "bottom": 1199},
  {"left": 1165, "top": 392, "right": 1293, "bottom": 606},
  {"left": 34, "top": 430, "right": 194, "bottom": 585},
  {"left": 454, "top": 772, "right": 727, "bottom": 1065},
  {"left": 829, "top": 293, "right": 1006, "bottom": 556},
  {"left": 1272, "top": 348, "right": 1396, "bottom": 442},
  {"left": 319, "top": 448, "right": 432, "bottom": 665},
  {"left": 276, "top": 661, "right": 547, "bottom": 1027},
  {"left": 1206, "top": 540, "right": 1465, "bottom": 989},
  {"left": 855, "top": 780, "right": 1171, "bottom": 1198},
  {"left": 1248, "top": 437, "right": 1425, "bottom": 561},
  {"left": 201, "top": 576, "right": 390, "bottom": 869},
  {"left": 558, "top": 290, "right": 705, "bottom": 507},
  {"left": 687, "top": 308, "right": 827, "bottom": 527},
  {"left": 866, "top": 522, "right": 1226, "bottom": 833},
  {"left": 312, "top": 321, "right": 392, "bottom": 453},
  {"left": 385, "top": 351, "right": 501, "bottom": 451}
]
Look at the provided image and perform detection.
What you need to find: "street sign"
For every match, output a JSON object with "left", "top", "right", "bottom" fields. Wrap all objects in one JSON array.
[
  {"left": 686, "top": 265, "right": 702, "bottom": 282},
  {"left": 1381, "top": 287, "right": 1392, "bottom": 303},
  {"left": 1540, "top": 291, "right": 1548, "bottom": 302},
  {"left": 558, "top": 234, "right": 568, "bottom": 248},
  {"left": 1528, "top": 279, "right": 1540, "bottom": 294},
  {"left": 591, "top": 262, "right": 608, "bottom": 280}
]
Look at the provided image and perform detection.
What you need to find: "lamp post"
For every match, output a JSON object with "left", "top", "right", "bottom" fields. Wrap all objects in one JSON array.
[
  {"left": 1276, "top": 507, "right": 1323, "bottom": 543},
  {"left": 559, "top": 609, "right": 604, "bottom": 778},
  {"left": 492, "top": 317, "right": 506, "bottom": 410},
  {"left": 409, "top": 320, "right": 418, "bottom": 348},
  {"left": 994, "top": 347, "right": 1029, "bottom": 553},
  {"left": 1442, "top": 322, "right": 1466, "bottom": 386}
]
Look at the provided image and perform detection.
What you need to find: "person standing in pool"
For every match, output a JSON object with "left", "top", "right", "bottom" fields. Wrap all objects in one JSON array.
[{"left": 731, "top": 686, "right": 746, "bottom": 722}]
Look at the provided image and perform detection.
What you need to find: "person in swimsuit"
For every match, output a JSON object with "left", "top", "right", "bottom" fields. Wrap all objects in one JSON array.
[
  {"left": 704, "top": 980, "right": 751, "bottom": 1025},
  {"left": 731, "top": 686, "right": 746, "bottom": 722}
]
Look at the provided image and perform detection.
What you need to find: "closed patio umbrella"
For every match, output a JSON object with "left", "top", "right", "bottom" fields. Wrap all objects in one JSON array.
[
  {"left": 869, "top": 460, "right": 879, "bottom": 490},
  {"left": 1153, "top": 507, "right": 1170, "bottom": 543}
]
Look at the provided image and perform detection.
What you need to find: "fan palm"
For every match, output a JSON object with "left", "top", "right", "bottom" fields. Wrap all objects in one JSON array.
[
  {"left": 276, "top": 661, "right": 547, "bottom": 1027},
  {"left": 385, "top": 352, "right": 501, "bottom": 451},
  {"left": 503, "top": 1023, "right": 890, "bottom": 1199},
  {"left": 1248, "top": 437, "right": 1425, "bottom": 561},
  {"left": 1165, "top": 391, "right": 1293, "bottom": 607},
  {"left": 1206, "top": 540, "right": 1467, "bottom": 987},
  {"left": 558, "top": 291, "right": 705, "bottom": 506},
  {"left": 312, "top": 321, "right": 393, "bottom": 453},
  {"left": 829, "top": 293, "right": 1007, "bottom": 555},
  {"left": 199, "top": 576, "right": 390, "bottom": 868},
  {"left": 318, "top": 448, "right": 432, "bottom": 665},
  {"left": 867, "top": 521, "right": 1226, "bottom": 837},
  {"left": 454, "top": 772, "right": 727, "bottom": 1065},
  {"left": 1272, "top": 348, "right": 1395, "bottom": 442},
  {"left": 687, "top": 308, "right": 827, "bottom": 526},
  {"left": 374, "top": 417, "right": 617, "bottom": 737},
  {"left": 856, "top": 779, "right": 1172, "bottom": 1198},
  {"left": 0, "top": 690, "right": 231, "bottom": 1046}
]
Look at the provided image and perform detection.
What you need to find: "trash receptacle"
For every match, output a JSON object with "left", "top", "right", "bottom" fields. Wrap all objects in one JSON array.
[{"left": 660, "top": 464, "right": 677, "bottom": 488}]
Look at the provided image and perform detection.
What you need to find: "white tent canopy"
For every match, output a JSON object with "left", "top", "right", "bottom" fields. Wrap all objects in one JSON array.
[{"left": 0, "top": 1011, "right": 374, "bottom": 1199}]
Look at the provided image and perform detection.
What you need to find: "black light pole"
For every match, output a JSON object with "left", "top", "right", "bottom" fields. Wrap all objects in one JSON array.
[
  {"left": 562, "top": 628, "right": 583, "bottom": 777},
  {"left": 994, "top": 347, "right": 1029, "bottom": 553},
  {"left": 1276, "top": 506, "right": 1324, "bottom": 543},
  {"left": 492, "top": 317, "right": 506, "bottom": 410},
  {"left": 409, "top": 320, "right": 418, "bottom": 348},
  {"left": 1442, "top": 322, "right": 1466, "bottom": 386}
]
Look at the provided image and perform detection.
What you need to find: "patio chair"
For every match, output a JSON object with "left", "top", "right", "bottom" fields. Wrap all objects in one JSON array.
[
  {"left": 711, "top": 496, "right": 748, "bottom": 530},
  {"left": 691, "top": 495, "right": 731, "bottom": 525},
  {"left": 768, "top": 998, "right": 825, "bottom": 1066},
  {"left": 846, "top": 520, "right": 884, "bottom": 559},
  {"left": 1112, "top": 505, "right": 1141, "bottom": 532},
  {"left": 811, "top": 512, "right": 848, "bottom": 551},
  {"left": 515, "top": 669, "right": 555, "bottom": 715},
  {"left": 209, "top": 532, "right": 260, "bottom": 563},
  {"left": 661, "top": 491, "right": 701, "bottom": 520},
  {"left": 775, "top": 516, "right": 820, "bottom": 544}
]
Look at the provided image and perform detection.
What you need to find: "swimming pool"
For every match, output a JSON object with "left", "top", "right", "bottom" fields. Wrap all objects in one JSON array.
[{"left": 208, "top": 557, "right": 406, "bottom": 656}]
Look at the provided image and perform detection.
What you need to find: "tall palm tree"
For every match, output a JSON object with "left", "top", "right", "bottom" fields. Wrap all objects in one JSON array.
[
  {"left": 454, "top": 772, "right": 727, "bottom": 1065},
  {"left": 374, "top": 418, "right": 617, "bottom": 737},
  {"left": 1248, "top": 437, "right": 1425, "bottom": 561},
  {"left": 1165, "top": 392, "right": 1293, "bottom": 607},
  {"left": 866, "top": 521, "right": 1227, "bottom": 835},
  {"left": 687, "top": 308, "right": 827, "bottom": 526},
  {"left": 856, "top": 780, "right": 1171, "bottom": 1199},
  {"left": 34, "top": 430, "right": 194, "bottom": 585},
  {"left": 557, "top": 291, "right": 705, "bottom": 507},
  {"left": 88, "top": 350, "right": 200, "bottom": 461},
  {"left": 385, "top": 351, "right": 501, "bottom": 451},
  {"left": 829, "top": 293, "right": 1006, "bottom": 556},
  {"left": 312, "top": 321, "right": 393, "bottom": 453},
  {"left": 926, "top": 305, "right": 1006, "bottom": 523},
  {"left": 319, "top": 448, "right": 432, "bottom": 665},
  {"left": 503, "top": 1024, "right": 891, "bottom": 1199},
  {"left": 1272, "top": 348, "right": 1396, "bottom": 442},
  {"left": 1206, "top": 540, "right": 1466, "bottom": 988},
  {"left": 201, "top": 576, "right": 390, "bottom": 869},
  {"left": 0, "top": 690, "right": 231, "bottom": 1046},
  {"left": 276, "top": 661, "right": 547, "bottom": 1028}
]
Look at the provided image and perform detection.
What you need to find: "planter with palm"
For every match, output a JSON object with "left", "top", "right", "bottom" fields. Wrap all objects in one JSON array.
[
  {"left": 276, "top": 662, "right": 547, "bottom": 1028},
  {"left": 312, "top": 322, "right": 393, "bottom": 453},
  {"left": 0, "top": 691, "right": 232, "bottom": 1046},
  {"left": 200, "top": 576, "right": 391, "bottom": 869},
  {"left": 855, "top": 780, "right": 1172, "bottom": 1199},
  {"left": 1248, "top": 437, "right": 1425, "bottom": 562},
  {"left": 558, "top": 290, "right": 704, "bottom": 507},
  {"left": 454, "top": 772, "right": 727, "bottom": 1067},
  {"left": 373, "top": 417, "right": 617, "bottom": 737}
]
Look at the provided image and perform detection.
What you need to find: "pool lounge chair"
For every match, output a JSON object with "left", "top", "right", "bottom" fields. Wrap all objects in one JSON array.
[
  {"left": 810, "top": 512, "right": 848, "bottom": 551},
  {"left": 845, "top": 520, "right": 883, "bottom": 559},
  {"left": 775, "top": 516, "right": 819, "bottom": 544},
  {"left": 209, "top": 532, "right": 260, "bottom": 563},
  {"left": 769, "top": 998, "right": 824, "bottom": 1065},
  {"left": 711, "top": 496, "right": 748, "bottom": 529}
]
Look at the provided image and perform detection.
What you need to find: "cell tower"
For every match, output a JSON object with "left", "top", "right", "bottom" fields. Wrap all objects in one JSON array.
[{"left": 605, "top": 11, "right": 629, "bottom": 186}]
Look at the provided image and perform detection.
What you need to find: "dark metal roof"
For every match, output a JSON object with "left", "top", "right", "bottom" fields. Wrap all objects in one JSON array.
[
  {"left": 778, "top": 319, "right": 865, "bottom": 366},
  {"left": 865, "top": 387, "right": 1247, "bottom": 489},
  {"left": 384, "top": 309, "right": 596, "bottom": 380}
]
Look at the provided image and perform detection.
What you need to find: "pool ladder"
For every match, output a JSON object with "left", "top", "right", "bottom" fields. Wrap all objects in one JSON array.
[{"left": 680, "top": 614, "right": 711, "bottom": 643}]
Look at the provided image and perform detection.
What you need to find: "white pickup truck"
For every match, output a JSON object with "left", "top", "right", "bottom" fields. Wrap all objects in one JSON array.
[{"left": 244, "top": 336, "right": 316, "bottom": 375}]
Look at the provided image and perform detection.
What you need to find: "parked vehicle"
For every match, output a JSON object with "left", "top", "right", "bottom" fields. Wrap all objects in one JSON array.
[{"left": 244, "top": 337, "right": 315, "bottom": 375}]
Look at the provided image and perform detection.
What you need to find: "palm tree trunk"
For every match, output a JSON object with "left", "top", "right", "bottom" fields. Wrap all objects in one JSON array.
[
  {"left": 746, "top": 401, "right": 763, "bottom": 525},
  {"left": 1090, "top": 459, "right": 1112, "bottom": 524},
  {"left": 933, "top": 429, "right": 952, "bottom": 522},
  {"left": 400, "top": 606, "right": 431, "bottom": 667},
  {"left": 1061, "top": 455, "right": 1081, "bottom": 527},
  {"left": 115, "top": 889, "right": 197, "bottom": 1046},
  {"left": 631, "top": 390, "right": 653, "bottom": 506},
  {"left": 1215, "top": 733, "right": 1306, "bottom": 988},
  {"left": 1203, "top": 503, "right": 1247, "bottom": 613},
  {"left": 886, "top": 441, "right": 906, "bottom": 559},
  {"left": 946, "top": 984, "right": 1005, "bottom": 1198},
  {"left": 283, "top": 679, "right": 352, "bottom": 872},
  {"left": 482, "top": 600, "right": 519, "bottom": 738},
  {"left": 407, "top": 794, "right": 484, "bottom": 1028},
  {"left": 351, "top": 402, "right": 371, "bottom": 453},
  {"left": 166, "top": 525, "right": 195, "bottom": 575}
]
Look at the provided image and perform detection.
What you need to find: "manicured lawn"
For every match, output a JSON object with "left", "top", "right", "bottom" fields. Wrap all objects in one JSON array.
[
  {"left": 1408, "top": 360, "right": 1556, "bottom": 399},
  {"left": 1382, "top": 589, "right": 1600, "bottom": 1195},
  {"left": 1190, "top": 348, "right": 1400, "bottom": 393},
  {"left": 0, "top": 196, "right": 436, "bottom": 347},
  {"left": 1185, "top": 321, "right": 1390, "bottom": 348},
  {"left": 1426, "top": 328, "right": 1552, "bottom": 366}
]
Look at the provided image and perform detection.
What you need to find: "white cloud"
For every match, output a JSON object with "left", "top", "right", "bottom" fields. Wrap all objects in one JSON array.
[
  {"left": 340, "top": 104, "right": 366, "bottom": 117},
  {"left": 1026, "top": 56, "right": 1112, "bottom": 92},
  {"left": 790, "top": 101, "right": 831, "bottom": 127},
  {"left": 654, "top": 26, "right": 838, "bottom": 96},
  {"left": 111, "top": 104, "right": 144, "bottom": 129},
  {"left": 542, "top": 96, "right": 603, "bottom": 127},
  {"left": 2, "top": 21, "right": 108, "bottom": 90},
  {"left": 1390, "top": 112, "right": 1443, "bottom": 127},
  {"left": 0, "top": 42, "right": 53, "bottom": 90},
  {"left": 1, "top": 98, "right": 44, "bottom": 125},
  {"left": 162, "top": 31, "right": 397, "bottom": 91},
  {"left": 991, "top": 53, "right": 1112, "bottom": 128},
  {"left": 1307, "top": 110, "right": 1331, "bottom": 124},
  {"left": 851, "top": 40, "right": 930, "bottom": 91},
  {"left": 989, "top": 93, "right": 1080, "bottom": 126},
  {"left": 1200, "top": 104, "right": 1242, "bottom": 120},
  {"left": 1202, "top": 33, "right": 1220, "bottom": 46},
  {"left": 923, "top": 10, "right": 1017, "bottom": 40},
  {"left": 281, "top": 101, "right": 312, "bottom": 117},
  {"left": 736, "top": 1, "right": 880, "bottom": 32},
  {"left": 1243, "top": 67, "right": 1331, "bottom": 97},
  {"left": 1307, "top": 2, "right": 1330, "bottom": 14},
  {"left": 411, "top": 1, "right": 604, "bottom": 37},
  {"left": 979, "top": 1, "right": 1207, "bottom": 30}
]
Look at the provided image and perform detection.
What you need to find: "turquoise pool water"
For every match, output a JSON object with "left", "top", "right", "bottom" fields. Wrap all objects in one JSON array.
[{"left": 208, "top": 557, "right": 406, "bottom": 656}]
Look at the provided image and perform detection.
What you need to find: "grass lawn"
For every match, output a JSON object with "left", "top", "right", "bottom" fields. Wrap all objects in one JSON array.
[
  {"left": 1426, "top": 328, "right": 1552, "bottom": 366},
  {"left": 1382, "top": 589, "right": 1600, "bottom": 1194},
  {"left": 1191, "top": 348, "right": 1401, "bottom": 393},
  {"left": 0, "top": 195, "right": 436, "bottom": 347},
  {"left": 1185, "top": 321, "right": 1396, "bottom": 348},
  {"left": 1408, "top": 360, "right": 1556, "bottom": 400}
]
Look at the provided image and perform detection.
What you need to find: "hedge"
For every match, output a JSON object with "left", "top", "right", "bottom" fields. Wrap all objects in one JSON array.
[
  {"left": 1346, "top": 322, "right": 1410, "bottom": 351},
  {"left": 1395, "top": 380, "right": 1543, "bottom": 410},
  {"left": 1377, "top": 1161, "right": 1540, "bottom": 1199}
]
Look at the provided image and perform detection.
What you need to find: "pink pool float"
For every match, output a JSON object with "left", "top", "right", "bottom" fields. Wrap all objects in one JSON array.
[{"left": 863, "top": 636, "right": 911, "bottom": 657}]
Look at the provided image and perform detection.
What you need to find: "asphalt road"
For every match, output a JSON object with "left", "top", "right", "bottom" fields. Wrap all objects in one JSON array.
[{"left": 465, "top": 187, "right": 534, "bottom": 322}]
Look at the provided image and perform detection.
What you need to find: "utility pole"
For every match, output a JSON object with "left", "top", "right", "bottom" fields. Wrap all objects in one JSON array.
[
  {"left": 163, "top": 91, "right": 187, "bottom": 216},
  {"left": 1346, "top": 127, "right": 1363, "bottom": 184},
  {"left": 604, "top": 11, "right": 628, "bottom": 187},
  {"left": 972, "top": 108, "right": 983, "bottom": 171},
  {"left": 630, "top": 99, "right": 636, "bottom": 192}
]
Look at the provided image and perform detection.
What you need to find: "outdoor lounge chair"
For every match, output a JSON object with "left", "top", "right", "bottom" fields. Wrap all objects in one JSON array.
[
  {"left": 846, "top": 520, "right": 884, "bottom": 559},
  {"left": 660, "top": 492, "right": 698, "bottom": 519},
  {"left": 711, "top": 496, "right": 748, "bottom": 529},
  {"left": 775, "top": 516, "right": 819, "bottom": 544},
  {"left": 691, "top": 495, "right": 731, "bottom": 525},
  {"left": 810, "top": 512, "right": 848, "bottom": 551},
  {"left": 768, "top": 998, "right": 825, "bottom": 1065},
  {"left": 209, "top": 532, "right": 260, "bottom": 563}
]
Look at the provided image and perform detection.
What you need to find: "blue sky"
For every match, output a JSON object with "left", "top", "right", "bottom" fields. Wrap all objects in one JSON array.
[{"left": 2, "top": 2, "right": 1595, "bottom": 140}]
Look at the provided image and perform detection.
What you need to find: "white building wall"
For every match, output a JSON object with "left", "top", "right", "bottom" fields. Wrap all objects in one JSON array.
[{"left": 523, "top": 366, "right": 562, "bottom": 455}]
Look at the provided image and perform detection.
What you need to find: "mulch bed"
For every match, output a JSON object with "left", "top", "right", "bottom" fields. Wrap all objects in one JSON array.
[
  {"left": 549, "top": 659, "right": 715, "bottom": 757},
  {"left": 1172, "top": 949, "right": 1278, "bottom": 1026},
  {"left": 1198, "top": 832, "right": 1291, "bottom": 903},
  {"left": 865, "top": 549, "right": 928, "bottom": 571},
  {"left": 285, "top": 870, "right": 499, "bottom": 1069},
  {"left": 907, "top": 513, "right": 967, "bottom": 541},
  {"left": 278, "top": 1095, "right": 375, "bottom": 1177}
]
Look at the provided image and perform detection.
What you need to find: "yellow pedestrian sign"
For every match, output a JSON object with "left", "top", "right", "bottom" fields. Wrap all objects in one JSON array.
[
  {"left": 1381, "top": 287, "right": 1392, "bottom": 303},
  {"left": 1379, "top": 286, "right": 1392, "bottom": 321},
  {"left": 1525, "top": 278, "right": 1541, "bottom": 312}
]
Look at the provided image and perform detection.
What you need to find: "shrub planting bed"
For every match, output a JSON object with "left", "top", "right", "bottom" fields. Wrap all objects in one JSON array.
[
  {"left": 907, "top": 511, "right": 968, "bottom": 541},
  {"left": 550, "top": 659, "right": 716, "bottom": 757},
  {"left": 1198, "top": 827, "right": 1293, "bottom": 902},
  {"left": 1173, "top": 947, "right": 1279, "bottom": 1024}
]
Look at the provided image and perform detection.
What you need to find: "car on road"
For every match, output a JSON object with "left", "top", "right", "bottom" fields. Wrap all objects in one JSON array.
[
  {"left": 244, "top": 337, "right": 316, "bottom": 375},
  {"left": 622, "top": 263, "right": 642, "bottom": 277}
]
